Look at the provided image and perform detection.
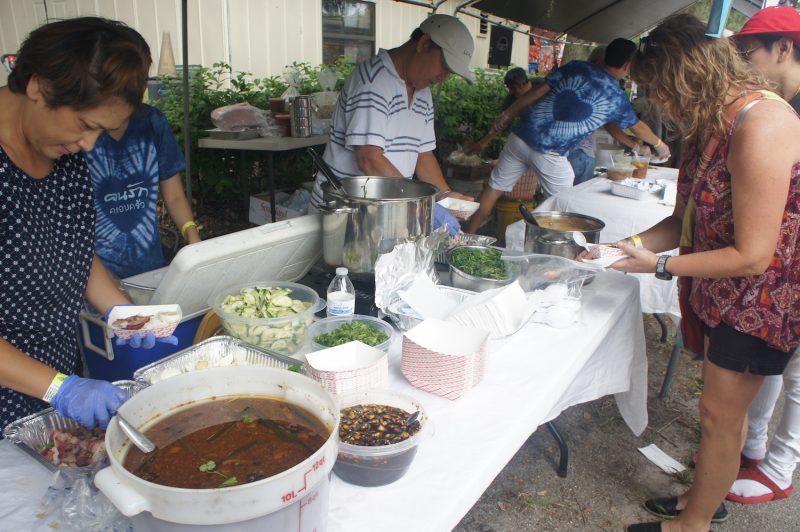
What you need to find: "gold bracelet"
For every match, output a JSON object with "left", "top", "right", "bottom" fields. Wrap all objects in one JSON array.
[
  {"left": 630, "top": 234, "right": 644, "bottom": 248},
  {"left": 43, "top": 372, "right": 68, "bottom": 403},
  {"left": 180, "top": 220, "right": 198, "bottom": 238},
  {"left": 653, "top": 139, "right": 663, "bottom": 149}
]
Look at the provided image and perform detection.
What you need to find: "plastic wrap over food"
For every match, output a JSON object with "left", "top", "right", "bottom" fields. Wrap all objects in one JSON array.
[
  {"left": 210, "top": 102, "right": 278, "bottom": 136},
  {"left": 374, "top": 227, "right": 449, "bottom": 313},
  {"left": 500, "top": 251, "right": 603, "bottom": 292}
]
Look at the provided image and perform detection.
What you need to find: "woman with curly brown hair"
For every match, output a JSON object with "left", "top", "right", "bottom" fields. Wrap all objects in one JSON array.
[{"left": 605, "top": 14, "right": 800, "bottom": 532}]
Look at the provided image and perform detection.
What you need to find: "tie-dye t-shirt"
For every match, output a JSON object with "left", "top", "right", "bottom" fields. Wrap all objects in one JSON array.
[
  {"left": 85, "top": 105, "right": 185, "bottom": 279},
  {"left": 513, "top": 60, "right": 638, "bottom": 156}
]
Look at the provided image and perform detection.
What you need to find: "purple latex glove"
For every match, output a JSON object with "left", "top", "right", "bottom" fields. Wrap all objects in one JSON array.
[
  {"left": 51, "top": 375, "right": 129, "bottom": 428},
  {"left": 434, "top": 203, "right": 461, "bottom": 236},
  {"left": 104, "top": 305, "right": 179, "bottom": 348}
]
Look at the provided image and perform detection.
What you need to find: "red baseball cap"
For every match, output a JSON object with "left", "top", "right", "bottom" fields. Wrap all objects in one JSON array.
[{"left": 735, "top": 6, "right": 800, "bottom": 48}]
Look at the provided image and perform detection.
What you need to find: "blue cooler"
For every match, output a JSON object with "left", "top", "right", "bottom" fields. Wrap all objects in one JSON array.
[{"left": 78, "top": 215, "right": 322, "bottom": 381}]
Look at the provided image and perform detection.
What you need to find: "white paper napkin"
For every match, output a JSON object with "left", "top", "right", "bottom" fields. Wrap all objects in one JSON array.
[
  {"left": 399, "top": 273, "right": 458, "bottom": 320},
  {"left": 638, "top": 444, "right": 687, "bottom": 474}
]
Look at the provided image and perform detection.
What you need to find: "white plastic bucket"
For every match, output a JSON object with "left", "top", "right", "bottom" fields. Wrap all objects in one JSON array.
[{"left": 95, "top": 366, "right": 339, "bottom": 530}]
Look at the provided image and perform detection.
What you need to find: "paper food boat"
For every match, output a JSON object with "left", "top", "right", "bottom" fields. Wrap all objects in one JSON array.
[
  {"left": 107, "top": 304, "right": 182, "bottom": 340},
  {"left": 437, "top": 197, "right": 480, "bottom": 220},
  {"left": 401, "top": 319, "right": 489, "bottom": 400},
  {"left": 306, "top": 341, "right": 388, "bottom": 397}
]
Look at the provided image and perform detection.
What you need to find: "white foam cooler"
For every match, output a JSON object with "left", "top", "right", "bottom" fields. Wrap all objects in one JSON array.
[{"left": 79, "top": 215, "right": 323, "bottom": 381}]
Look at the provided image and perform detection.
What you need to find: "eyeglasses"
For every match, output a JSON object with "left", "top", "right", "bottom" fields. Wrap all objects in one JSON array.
[{"left": 737, "top": 45, "right": 762, "bottom": 60}]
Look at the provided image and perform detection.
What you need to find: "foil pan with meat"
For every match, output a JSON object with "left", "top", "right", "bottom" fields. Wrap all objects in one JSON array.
[{"left": 2, "top": 380, "right": 147, "bottom": 474}]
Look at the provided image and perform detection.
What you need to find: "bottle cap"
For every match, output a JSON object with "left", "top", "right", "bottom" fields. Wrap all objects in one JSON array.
[{"left": 336, "top": 267, "right": 348, "bottom": 276}]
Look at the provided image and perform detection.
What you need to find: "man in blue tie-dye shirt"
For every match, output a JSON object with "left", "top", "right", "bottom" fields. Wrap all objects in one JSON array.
[
  {"left": 85, "top": 104, "right": 200, "bottom": 279},
  {"left": 466, "top": 39, "right": 670, "bottom": 234}
]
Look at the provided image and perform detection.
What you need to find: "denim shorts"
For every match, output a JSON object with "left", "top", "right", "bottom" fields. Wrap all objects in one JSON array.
[{"left": 706, "top": 321, "right": 794, "bottom": 376}]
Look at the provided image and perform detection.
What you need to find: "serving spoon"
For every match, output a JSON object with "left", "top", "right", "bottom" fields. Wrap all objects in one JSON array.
[
  {"left": 116, "top": 413, "right": 156, "bottom": 453},
  {"left": 572, "top": 231, "right": 591, "bottom": 252}
]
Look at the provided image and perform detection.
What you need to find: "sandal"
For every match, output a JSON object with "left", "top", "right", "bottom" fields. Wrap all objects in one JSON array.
[
  {"left": 644, "top": 496, "right": 729, "bottom": 523},
  {"left": 726, "top": 467, "right": 794, "bottom": 504}
]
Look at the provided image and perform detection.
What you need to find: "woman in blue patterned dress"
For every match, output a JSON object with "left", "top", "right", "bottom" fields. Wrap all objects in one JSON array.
[{"left": 0, "top": 17, "right": 152, "bottom": 433}]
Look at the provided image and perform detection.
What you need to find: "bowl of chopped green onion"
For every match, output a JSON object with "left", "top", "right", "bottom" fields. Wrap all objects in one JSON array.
[
  {"left": 446, "top": 245, "right": 515, "bottom": 292},
  {"left": 210, "top": 282, "right": 324, "bottom": 355},
  {"left": 308, "top": 314, "right": 394, "bottom": 353}
]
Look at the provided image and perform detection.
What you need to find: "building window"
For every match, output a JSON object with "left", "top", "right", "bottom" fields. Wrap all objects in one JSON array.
[
  {"left": 322, "top": 0, "right": 376, "bottom": 64},
  {"left": 479, "top": 13, "right": 488, "bottom": 35}
]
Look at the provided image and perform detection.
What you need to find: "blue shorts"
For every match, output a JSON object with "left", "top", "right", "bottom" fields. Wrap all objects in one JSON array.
[{"left": 568, "top": 149, "right": 595, "bottom": 185}]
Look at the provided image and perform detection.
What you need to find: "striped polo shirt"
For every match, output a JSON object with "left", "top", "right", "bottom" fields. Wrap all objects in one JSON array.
[{"left": 311, "top": 49, "right": 436, "bottom": 207}]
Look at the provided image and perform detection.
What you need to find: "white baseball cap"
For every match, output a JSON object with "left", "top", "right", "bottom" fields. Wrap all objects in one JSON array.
[{"left": 420, "top": 14, "right": 475, "bottom": 83}]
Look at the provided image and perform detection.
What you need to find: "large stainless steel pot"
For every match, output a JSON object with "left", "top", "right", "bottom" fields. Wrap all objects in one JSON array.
[
  {"left": 320, "top": 177, "right": 437, "bottom": 273},
  {"left": 523, "top": 211, "right": 605, "bottom": 259}
]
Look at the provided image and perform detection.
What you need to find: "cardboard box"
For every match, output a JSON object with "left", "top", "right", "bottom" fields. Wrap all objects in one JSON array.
[{"left": 249, "top": 192, "right": 304, "bottom": 225}]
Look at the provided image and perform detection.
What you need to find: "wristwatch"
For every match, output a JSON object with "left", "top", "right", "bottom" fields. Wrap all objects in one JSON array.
[{"left": 655, "top": 255, "right": 673, "bottom": 281}]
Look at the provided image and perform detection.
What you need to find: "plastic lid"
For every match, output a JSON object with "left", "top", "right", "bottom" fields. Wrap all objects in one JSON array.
[{"left": 336, "top": 267, "right": 348, "bottom": 276}]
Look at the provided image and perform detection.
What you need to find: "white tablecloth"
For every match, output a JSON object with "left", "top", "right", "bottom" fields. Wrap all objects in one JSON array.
[
  {"left": 506, "top": 167, "right": 681, "bottom": 321},
  {"left": 0, "top": 273, "right": 648, "bottom": 532}
]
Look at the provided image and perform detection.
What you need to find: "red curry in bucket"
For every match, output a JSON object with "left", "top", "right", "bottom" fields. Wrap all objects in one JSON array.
[{"left": 123, "top": 396, "right": 329, "bottom": 489}]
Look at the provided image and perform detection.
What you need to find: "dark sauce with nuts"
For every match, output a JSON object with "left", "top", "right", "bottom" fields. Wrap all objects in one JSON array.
[
  {"left": 335, "top": 403, "right": 422, "bottom": 487},
  {"left": 339, "top": 404, "right": 421, "bottom": 445}
]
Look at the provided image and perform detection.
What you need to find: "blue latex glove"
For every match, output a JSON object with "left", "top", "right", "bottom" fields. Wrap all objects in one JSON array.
[
  {"left": 434, "top": 203, "right": 461, "bottom": 236},
  {"left": 51, "top": 375, "right": 129, "bottom": 429},
  {"left": 104, "top": 305, "right": 179, "bottom": 348}
]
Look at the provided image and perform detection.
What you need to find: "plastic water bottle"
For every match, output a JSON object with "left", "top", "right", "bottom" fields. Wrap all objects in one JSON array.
[{"left": 326, "top": 267, "right": 355, "bottom": 317}]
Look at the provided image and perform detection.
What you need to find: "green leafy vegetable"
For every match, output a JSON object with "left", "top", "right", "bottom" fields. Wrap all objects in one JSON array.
[
  {"left": 219, "top": 476, "right": 239, "bottom": 487},
  {"left": 241, "top": 414, "right": 255, "bottom": 424},
  {"left": 199, "top": 460, "right": 216, "bottom": 472},
  {"left": 288, "top": 364, "right": 303, "bottom": 373},
  {"left": 448, "top": 247, "right": 508, "bottom": 280},
  {"left": 313, "top": 321, "right": 389, "bottom": 348}
]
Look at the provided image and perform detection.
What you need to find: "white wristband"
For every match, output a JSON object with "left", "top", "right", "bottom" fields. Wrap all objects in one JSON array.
[{"left": 43, "top": 372, "right": 68, "bottom": 403}]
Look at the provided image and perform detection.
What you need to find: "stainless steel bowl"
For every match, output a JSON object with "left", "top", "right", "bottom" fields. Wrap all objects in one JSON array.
[{"left": 446, "top": 245, "right": 514, "bottom": 292}]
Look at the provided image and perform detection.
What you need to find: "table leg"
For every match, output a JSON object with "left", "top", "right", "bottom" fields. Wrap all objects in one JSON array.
[
  {"left": 546, "top": 421, "right": 568, "bottom": 478},
  {"left": 654, "top": 314, "right": 669, "bottom": 342},
  {"left": 239, "top": 151, "right": 249, "bottom": 223},
  {"left": 268, "top": 152, "right": 276, "bottom": 223}
]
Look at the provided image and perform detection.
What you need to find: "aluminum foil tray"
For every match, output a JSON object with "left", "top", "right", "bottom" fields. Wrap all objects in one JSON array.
[
  {"left": 436, "top": 233, "right": 498, "bottom": 264},
  {"left": 386, "top": 286, "right": 475, "bottom": 331},
  {"left": 2, "top": 380, "right": 147, "bottom": 473},
  {"left": 133, "top": 335, "right": 307, "bottom": 384}
]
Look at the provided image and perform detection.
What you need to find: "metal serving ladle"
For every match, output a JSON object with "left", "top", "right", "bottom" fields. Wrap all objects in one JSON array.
[
  {"left": 518, "top": 203, "right": 540, "bottom": 227},
  {"left": 307, "top": 147, "right": 345, "bottom": 193},
  {"left": 116, "top": 413, "right": 155, "bottom": 453}
]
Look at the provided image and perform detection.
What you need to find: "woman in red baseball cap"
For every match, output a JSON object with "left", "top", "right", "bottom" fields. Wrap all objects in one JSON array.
[
  {"left": 733, "top": 6, "right": 800, "bottom": 110},
  {"left": 725, "top": 5, "right": 800, "bottom": 507}
]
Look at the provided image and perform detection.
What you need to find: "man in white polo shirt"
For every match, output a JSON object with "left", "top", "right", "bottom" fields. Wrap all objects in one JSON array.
[{"left": 310, "top": 14, "right": 474, "bottom": 235}]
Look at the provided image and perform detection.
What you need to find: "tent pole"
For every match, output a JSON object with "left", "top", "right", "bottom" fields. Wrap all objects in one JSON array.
[{"left": 181, "top": 0, "right": 192, "bottom": 206}]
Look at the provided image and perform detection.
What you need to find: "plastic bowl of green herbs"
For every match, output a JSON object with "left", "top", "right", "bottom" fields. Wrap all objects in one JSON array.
[
  {"left": 308, "top": 315, "right": 395, "bottom": 352},
  {"left": 446, "top": 245, "right": 515, "bottom": 292}
]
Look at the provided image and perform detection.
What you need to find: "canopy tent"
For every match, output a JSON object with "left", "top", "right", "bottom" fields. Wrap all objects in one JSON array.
[{"left": 466, "top": 0, "right": 699, "bottom": 42}]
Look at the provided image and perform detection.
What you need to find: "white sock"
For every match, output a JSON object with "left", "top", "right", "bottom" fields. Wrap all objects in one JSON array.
[{"left": 729, "top": 465, "right": 792, "bottom": 498}]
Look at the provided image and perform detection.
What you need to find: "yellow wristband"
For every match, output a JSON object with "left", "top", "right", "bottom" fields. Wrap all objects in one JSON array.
[
  {"left": 630, "top": 234, "right": 644, "bottom": 248},
  {"left": 180, "top": 220, "right": 198, "bottom": 238},
  {"left": 43, "top": 372, "right": 68, "bottom": 403},
  {"left": 653, "top": 139, "right": 663, "bottom": 149}
]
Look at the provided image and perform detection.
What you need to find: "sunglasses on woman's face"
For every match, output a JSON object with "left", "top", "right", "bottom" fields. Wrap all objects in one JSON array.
[
  {"left": 736, "top": 44, "right": 763, "bottom": 60},
  {"left": 637, "top": 36, "right": 655, "bottom": 56}
]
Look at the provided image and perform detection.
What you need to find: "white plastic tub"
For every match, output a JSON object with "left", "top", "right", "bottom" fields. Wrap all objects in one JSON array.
[{"left": 94, "top": 366, "right": 339, "bottom": 530}]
